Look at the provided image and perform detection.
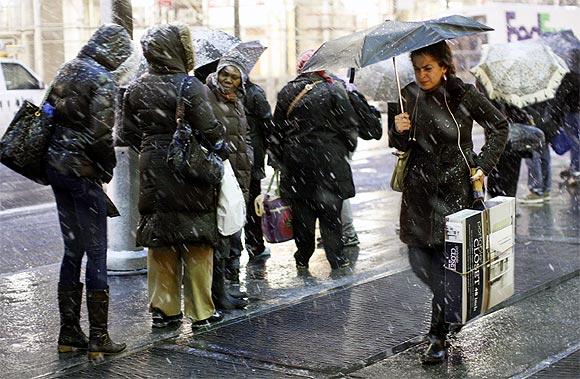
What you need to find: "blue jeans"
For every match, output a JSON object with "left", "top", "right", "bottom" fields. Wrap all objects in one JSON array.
[
  {"left": 565, "top": 112, "right": 580, "bottom": 173},
  {"left": 525, "top": 144, "right": 551, "bottom": 195},
  {"left": 47, "top": 167, "right": 108, "bottom": 290}
]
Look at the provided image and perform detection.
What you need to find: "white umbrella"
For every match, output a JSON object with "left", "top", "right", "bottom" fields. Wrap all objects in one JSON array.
[
  {"left": 356, "top": 55, "right": 414, "bottom": 102},
  {"left": 471, "top": 41, "right": 569, "bottom": 108}
]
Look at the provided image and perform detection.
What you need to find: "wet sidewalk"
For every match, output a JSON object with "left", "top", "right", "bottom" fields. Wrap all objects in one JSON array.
[{"left": 0, "top": 137, "right": 579, "bottom": 378}]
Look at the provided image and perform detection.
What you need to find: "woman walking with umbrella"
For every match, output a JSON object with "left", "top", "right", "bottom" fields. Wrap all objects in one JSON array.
[{"left": 389, "top": 41, "right": 508, "bottom": 364}]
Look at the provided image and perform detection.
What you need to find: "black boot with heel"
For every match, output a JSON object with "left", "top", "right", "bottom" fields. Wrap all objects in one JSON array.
[
  {"left": 57, "top": 282, "right": 89, "bottom": 353},
  {"left": 86, "top": 288, "right": 126, "bottom": 361},
  {"left": 422, "top": 335, "right": 448, "bottom": 364}
]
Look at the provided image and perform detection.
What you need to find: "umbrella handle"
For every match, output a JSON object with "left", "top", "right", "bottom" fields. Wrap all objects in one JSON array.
[
  {"left": 348, "top": 67, "right": 355, "bottom": 83},
  {"left": 393, "top": 57, "right": 404, "bottom": 113}
]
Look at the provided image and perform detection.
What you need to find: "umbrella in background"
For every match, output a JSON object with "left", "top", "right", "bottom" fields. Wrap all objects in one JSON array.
[
  {"left": 219, "top": 40, "right": 267, "bottom": 75},
  {"left": 356, "top": 55, "right": 414, "bottom": 102},
  {"left": 471, "top": 40, "right": 569, "bottom": 108},
  {"left": 302, "top": 15, "right": 492, "bottom": 110},
  {"left": 191, "top": 27, "right": 241, "bottom": 69},
  {"left": 540, "top": 30, "right": 580, "bottom": 74},
  {"left": 191, "top": 27, "right": 240, "bottom": 81}
]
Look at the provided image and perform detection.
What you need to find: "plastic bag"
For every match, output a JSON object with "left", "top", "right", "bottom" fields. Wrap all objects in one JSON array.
[{"left": 217, "top": 160, "right": 246, "bottom": 236}]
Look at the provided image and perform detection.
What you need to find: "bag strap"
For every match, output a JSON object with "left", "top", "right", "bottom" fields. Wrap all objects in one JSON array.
[
  {"left": 176, "top": 76, "right": 189, "bottom": 122},
  {"left": 286, "top": 80, "right": 323, "bottom": 118},
  {"left": 175, "top": 76, "right": 216, "bottom": 150},
  {"left": 267, "top": 170, "right": 280, "bottom": 194}
]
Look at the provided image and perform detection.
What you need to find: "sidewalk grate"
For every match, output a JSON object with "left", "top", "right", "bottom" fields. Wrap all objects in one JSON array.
[
  {"left": 529, "top": 350, "right": 580, "bottom": 378},
  {"left": 57, "top": 347, "right": 302, "bottom": 379},
  {"left": 176, "top": 240, "right": 579, "bottom": 375}
]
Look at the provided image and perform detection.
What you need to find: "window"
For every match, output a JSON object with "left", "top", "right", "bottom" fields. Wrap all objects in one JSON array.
[{"left": 1, "top": 63, "right": 41, "bottom": 90}]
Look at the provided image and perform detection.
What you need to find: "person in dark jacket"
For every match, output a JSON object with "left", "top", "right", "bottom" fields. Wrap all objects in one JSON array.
[
  {"left": 546, "top": 72, "right": 580, "bottom": 186},
  {"left": 271, "top": 49, "right": 359, "bottom": 270},
  {"left": 390, "top": 41, "right": 508, "bottom": 364},
  {"left": 122, "top": 23, "right": 225, "bottom": 330},
  {"left": 45, "top": 24, "right": 131, "bottom": 360},
  {"left": 243, "top": 79, "right": 273, "bottom": 264},
  {"left": 485, "top": 98, "right": 542, "bottom": 199},
  {"left": 338, "top": 77, "right": 383, "bottom": 247},
  {"left": 206, "top": 56, "right": 253, "bottom": 311}
]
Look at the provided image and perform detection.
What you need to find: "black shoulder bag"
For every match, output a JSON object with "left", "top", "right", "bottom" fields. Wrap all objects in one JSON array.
[{"left": 167, "top": 77, "right": 224, "bottom": 185}]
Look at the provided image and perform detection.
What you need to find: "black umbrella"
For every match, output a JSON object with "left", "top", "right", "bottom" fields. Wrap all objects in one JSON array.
[
  {"left": 540, "top": 30, "right": 580, "bottom": 74},
  {"left": 302, "top": 15, "right": 493, "bottom": 110}
]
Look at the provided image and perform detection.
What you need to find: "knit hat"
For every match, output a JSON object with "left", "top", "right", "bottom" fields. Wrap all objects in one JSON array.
[{"left": 296, "top": 49, "right": 316, "bottom": 73}]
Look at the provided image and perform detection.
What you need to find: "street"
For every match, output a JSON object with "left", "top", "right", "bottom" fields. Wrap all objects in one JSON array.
[{"left": 0, "top": 134, "right": 579, "bottom": 378}]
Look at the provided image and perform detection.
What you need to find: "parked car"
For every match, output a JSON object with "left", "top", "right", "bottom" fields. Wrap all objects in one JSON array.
[{"left": 0, "top": 59, "right": 46, "bottom": 135}]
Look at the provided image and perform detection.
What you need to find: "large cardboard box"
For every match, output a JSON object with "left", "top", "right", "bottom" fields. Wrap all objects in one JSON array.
[
  {"left": 444, "top": 197, "right": 516, "bottom": 324},
  {"left": 444, "top": 209, "right": 487, "bottom": 324},
  {"left": 485, "top": 196, "right": 516, "bottom": 309}
]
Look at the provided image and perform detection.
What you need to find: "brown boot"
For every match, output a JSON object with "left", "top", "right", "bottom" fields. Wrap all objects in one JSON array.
[
  {"left": 57, "top": 282, "right": 89, "bottom": 352},
  {"left": 86, "top": 288, "right": 126, "bottom": 361}
]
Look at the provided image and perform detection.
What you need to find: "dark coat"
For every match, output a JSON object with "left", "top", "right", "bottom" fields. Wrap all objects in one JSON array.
[
  {"left": 346, "top": 88, "right": 383, "bottom": 140},
  {"left": 207, "top": 83, "right": 253, "bottom": 202},
  {"left": 272, "top": 73, "right": 359, "bottom": 200},
  {"left": 243, "top": 80, "right": 272, "bottom": 180},
  {"left": 122, "top": 24, "right": 224, "bottom": 248},
  {"left": 46, "top": 24, "right": 132, "bottom": 183},
  {"left": 388, "top": 77, "right": 508, "bottom": 248}
]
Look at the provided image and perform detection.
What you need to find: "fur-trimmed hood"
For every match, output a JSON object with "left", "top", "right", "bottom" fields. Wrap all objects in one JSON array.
[{"left": 141, "top": 23, "right": 195, "bottom": 74}]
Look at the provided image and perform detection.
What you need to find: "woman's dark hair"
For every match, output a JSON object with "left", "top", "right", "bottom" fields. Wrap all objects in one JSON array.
[{"left": 410, "top": 40, "right": 456, "bottom": 75}]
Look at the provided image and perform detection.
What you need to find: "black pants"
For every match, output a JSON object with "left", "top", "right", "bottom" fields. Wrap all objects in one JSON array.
[
  {"left": 408, "top": 245, "right": 449, "bottom": 339},
  {"left": 488, "top": 148, "right": 523, "bottom": 198},
  {"left": 291, "top": 191, "right": 347, "bottom": 269},
  {"left": 244, "top": 177, "right": 265, "bottom": 257},
  {"left": 222, "top": 230, "right": 243, "bottom": 282}
]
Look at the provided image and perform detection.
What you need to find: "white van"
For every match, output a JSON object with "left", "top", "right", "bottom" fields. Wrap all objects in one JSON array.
[{"left": 0, "top": 59, "right": 46, "bottom": 135}]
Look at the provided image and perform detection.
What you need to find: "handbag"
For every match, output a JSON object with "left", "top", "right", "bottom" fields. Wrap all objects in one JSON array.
[
  {"left": 217, "top": 160, "right": 246, "bottom": 236},
  {"left": 550, "top": 127, "right": 573, "bottom": 155},
  {"left": 254, "top": 171, "right": 293, "bottom": 243},
  {"left": 0, "top": 100, "right": 55, "bottom": 185},
  {"left": 167, "top": 77, "right": 224, "bottom": 185},
  {"left": 390, "top": 149, "right": 411, "bottom": 192}
]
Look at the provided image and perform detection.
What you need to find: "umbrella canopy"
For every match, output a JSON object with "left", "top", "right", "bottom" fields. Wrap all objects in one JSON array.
[
  {"left": 219, "top": 40, "right": 267, "bottom": 75},
  {"left": 356, "top": 55, "right": 414, "bottom": 102},
  {"left": 190, "top": 27, "right": 241, "bottom": 69},
  {"left": 302, "top": 15, "right": 492, "bottom": 73},
  {"left": 471, "top": 40, "right": 569, "bottom": 108},
  {"left": 540, "top": 30, "right": 580, "bottom": 74}
]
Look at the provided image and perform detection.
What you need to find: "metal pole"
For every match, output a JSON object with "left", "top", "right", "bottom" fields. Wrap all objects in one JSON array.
[
  {"left": 234, "top": 0, "right": 240, "bottom": 38},
  {"left": 392, "top": 57, "right": 404, "bottom": 112},
  {"left": 101, "top": 0, "right": 113, "bottom": 23},
  {"left": 103, "top": 0, "right": 147, "bottom": 275},
  {"left": 32, "top": 0, "right": 44, "bottom": 79}
]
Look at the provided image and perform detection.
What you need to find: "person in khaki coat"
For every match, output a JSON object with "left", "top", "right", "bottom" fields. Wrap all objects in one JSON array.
[
  {"left": 122, "top": 23, "right": 225, "bottom": 329},
  {"left": 206, "top": 56, "right": 253, "bottom": 310}
]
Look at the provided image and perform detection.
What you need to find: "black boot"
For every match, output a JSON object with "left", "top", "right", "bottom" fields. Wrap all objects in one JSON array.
[
  {"left": 87, "top": 288, "right": 126, "bottom": 360},
  {"left": 422, "top": 335, "right": 448, "bottom": 364},
  {"left": 57, "top": 282, "right": 89, "bottom": 352},
  {"left": 225, "top": 266, "right": 247, "bottom": 299},
  {"left": 212, "top": 258, "right": 248, "bottom": 311},
  {"left": 228, "top": 283, "right": 248, "bottom": 299}
]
